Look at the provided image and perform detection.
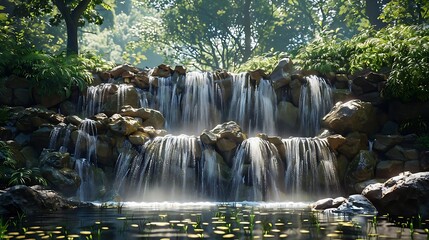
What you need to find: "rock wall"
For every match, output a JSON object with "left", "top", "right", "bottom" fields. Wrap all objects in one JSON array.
[{"left": 1, "top": 60, "right": 428, "bottom": 202}]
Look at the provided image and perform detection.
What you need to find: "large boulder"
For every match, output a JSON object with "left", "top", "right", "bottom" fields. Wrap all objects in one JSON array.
[
  {"left": 0, "top": 185, "right": 85, "bottom": 216},
  {"left": 322, "top": 100, "right": 378, "bottom": 135},
  {"left": 323, "top": 194, "right": 377, "bottom": 215},
  {"left": 362, "top": 171, "right": 429, "bottom": 217},
  {"left": 345, "top": 150, "right": 377, "bottom": 192},
  {"left": 120, "top": 105, "right": 165, "bottom": 129}
]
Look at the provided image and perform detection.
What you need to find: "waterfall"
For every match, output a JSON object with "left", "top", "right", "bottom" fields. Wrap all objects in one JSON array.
[
  {"left": 74, "top": 119, "right": 97, "bottom": 163},
  {"left": 282, "top": 137, "right": 339, "bottom": 199},
  {"left": 228, "top": 74, "right": 277, "bottom": 134},
  {"left": 83, "top": 83, "right": 129, "bottom": 117},
  {"left": 200, "top": 146, "right": 225, "bottom": 200},
  {"left": 112, "top": 141, "right": 135, "bottom": 197},
  {"left": 73, "top": 119, "right": 98, "bottom": 201},
  {"left": 75, "top": 158, "right": 96, "bottom": 201},
  {"left": 59, "top": 126, "right": 72, "bottom": 153},
  {"left": 181, "top": 72, "right": 219, "bottom": 133},
  {"left": 128, "top": 135, "right": 201, "bottom": 201},
  {"left": 147, "top": 72, "right": 219, "bottom": 134},
  {"left": 299, "top": 75, "right": 333, "bottom": 136},
  {"left": 231, "top": 137, "right": 284, "bottom": 201},
  {"left": 155, "top": 76, "right": 180, "bottom": 131},
  {"left": 48, "top": 126, "right": 62, "bottom": 150}
]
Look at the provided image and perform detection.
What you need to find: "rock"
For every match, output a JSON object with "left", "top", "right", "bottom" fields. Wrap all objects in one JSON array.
[
  {"left": 14, "top": 132, "right": 31, "bottom": 147},
  {"left": 373, "top": 135, "right": 403, "bottom": 152},
  {"left": 33, "top": 89, "right": 68, "bottom": 108},
  {"left": 334, "top": 154, "right": 349, "bottom": 183},
  {"left": 311, "top": 196, "right": 346, "bottom": 210},
  {"left": 128, "top": 131, "right": 150, "bottom": 145},
  {"left": 362, "top": 171, "right": 429, "bottom": 217},
  {"left": 13, "top": 88, "right": 32, "bottom": 106},
  {"left": 376, "top": 160, "right": 404, "bottom": 179},
  {"left": 134, "top": 71, "right": 150, "bottom": 89},
  {"left": 20, "top": 146, "right": 39, "bottom": 167},
  {"left": 354, "top": 179, "right": 385, "bottom": 193},
  {"left": 352, "top": 76, "right": 378, "bottom": 94},
  {"left": 0, "top": 88, "right": 13, "bottom": 105},
  {"left": 404, "top": 160, "right": 420, "bottom": 173},
  {"left": 5, "top": 75, "right": 31, "bottom": 89},
  {"left": 30, "top": 126, "right": 53, "bottom": 152},
  {"left": 59, "top": 101, "right": 78, "bottom": 116},
  {"left": 249, "top": 69, "right": 267, "bottom": 84},
  {"left": 345, "top": 150, "right": 377, "bottom": 191},
  {"left": 174, "top": 65, "right": 187, "bottom": 75},
  {"left": 324, "top": 194, "right": 377, "bottom": 215},
  {"left": 108, "top": 116, "right": 140, "bottom": 136},
  {"left": 120, "top": 105, "right": 165, "bottom": 129},
  {"left": 322, "top": 100, "right": 378, "bottom": 135},
  {"left": 388, "top": 101, "right": 429, "bottom": 123},
  {"left": 276, "top": 101, "right": 298, "bottom": 130},
  {"left": 326, "top": 134, "right": 346, "bottom": 151},
  {"left": 332, "top": 89, "right": 354, "bottom": 103},
  {"left": 95, "top": 136, "right": 114, "bottom": 166},
  {"left": 109, "top": 64, "right": 139, "bottom": 78},
  {"left": 337, "top": 132, "right": 367, "bottom": 159},
  {"left": 41, "top": 167, "right": 81, "bottom": 196},
  {"left": 216, "top": 138, "right": 237, "bottom": 152},
  {"left": 289, "top": 79, "right": 302, "bottom": 107},
  {"left": 385, "top": 145, "right": 418, "bottom": 161},
  {"left": 142, "top": 126, "right": 167, "bottom": 138},
  {"left": 200, "top": 130, "right": 218, "bottom": 145},
  {"left": 40, "top": 150, "right": 71, "bottom": 169},
  {"left": 0, "top": 185, "right": 85, "bottom": 216},
  {"left": 380, "top": 121, "right": 399, "bottom": 135},
  {"left": 151, "top": 64, "right": 172, "bottom": 77}
]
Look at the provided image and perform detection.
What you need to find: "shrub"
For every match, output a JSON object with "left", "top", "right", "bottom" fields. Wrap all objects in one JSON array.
[{"left": 236, "top": 51, "right": 288, "bottom": 74}]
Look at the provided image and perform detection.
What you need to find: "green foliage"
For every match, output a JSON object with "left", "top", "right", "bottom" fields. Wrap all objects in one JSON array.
[
  {"left": 8, "top": 168, "right": 47, "bottom": 186},
  {"left": 399, "top": 116, "right": 429, "bottom": 135},
  {"left": 417, "top": 135, "right": 429, "bottom": 149},
  {"left": 380, "top": 0, "right": 429, "bottom": 25},
  {"left": 12, "top": 51, "right": 93, "bottom": 96},
  {"left": 295, "top": 25, "right": 429, "bottom": 102},
  {"left": 236, "top": 51, "right": 287, "bottom": 74},
  {"left": 0, "top": 108, "right": 9, "bottom": 126},
  {"left": 351, "top": 25, "right": 429, "bottom": 101},
  {"left": 0, "top": 141, "right": 47, "bottom": 188},
  {"left": 295, "top": 29, "right": 357, "bottom": 74}
]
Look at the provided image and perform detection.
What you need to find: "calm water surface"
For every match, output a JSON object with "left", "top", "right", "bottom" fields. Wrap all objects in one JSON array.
[{"left": 2, "top": 202, "right": 428, "bottom": 239}]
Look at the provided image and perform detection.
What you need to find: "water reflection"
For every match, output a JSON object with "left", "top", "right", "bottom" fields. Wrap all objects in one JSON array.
[{"left": 3, "top": 202, "right": 428, "bottom": 239}]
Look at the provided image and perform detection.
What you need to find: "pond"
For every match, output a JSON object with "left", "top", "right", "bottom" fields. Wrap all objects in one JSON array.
[{"left": 1, "top": 202, "right": 428, "bottom": 239}]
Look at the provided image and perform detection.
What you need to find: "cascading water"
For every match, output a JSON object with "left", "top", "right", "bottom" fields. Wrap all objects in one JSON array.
[
  {"left": 112, "top": 141, "right": 135, "bottom": 198},
  {"left": 299, "top": 75, "right": 333, "bottom": 136},
  {"left": 48, "top": 126, "right": 62, "bottom": 150},
  {"left": 128, "top": 135, "right": 201, "bottom": 201},
  {"left": 227, "top": 73, "right": 277, "bottom": 135},
  {"left": 231, "top": 137, "right": 284, "bottom": 201},
  {"left": 199, "top": 146, "right": 226, "bottom": 200},
  {"left": 150, "top": 72, "right": 219, "bottom": 133},
  {"left": 282, "top": 137, "right": 339, "bottom": 200},
  {"left": 74, "top": 119, "right": 98, "bottom": 201},
  {"left": 83, "top": 83, "right": 130, "bottom": 117}
]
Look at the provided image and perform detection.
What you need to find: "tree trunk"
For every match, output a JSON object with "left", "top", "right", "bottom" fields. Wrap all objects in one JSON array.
[
  {"left": 243, "top": 0, "right": 252, "bottom": 62},
  {"left": 365, "top": 0, "right": 387, "bottom": 30},
  {"left": 65, "top": 18, "right": 79, "bottom": 55}
]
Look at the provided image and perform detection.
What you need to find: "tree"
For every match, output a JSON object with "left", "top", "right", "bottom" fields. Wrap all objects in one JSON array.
[
  {"left": 138, "top": 0, "right": 286, "bottom": 70},
  {"left": 12, "top": 0, "right": 112, "bottom": 55}
]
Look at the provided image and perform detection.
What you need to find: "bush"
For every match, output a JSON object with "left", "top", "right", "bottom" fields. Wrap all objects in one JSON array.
[
  {"left": 236, "top": 51, "right": 288, "bottom": 74},
  {"left": 294, "top": 25, "right": 429, "bottom": 102},
  {"left": 0, "top": 141, "right": 47, "bottom": 189}
]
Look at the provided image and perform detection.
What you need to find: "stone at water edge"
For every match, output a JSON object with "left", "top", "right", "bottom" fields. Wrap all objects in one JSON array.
[
  {"left": 362, "top": 171, "right": 429, "bottom": 218},
  {"left": 344, "top": 150, "right": 377, "bottom": 192},
  {"left": 0, "top": 185, "right": 88, "bottom": 216},
  {"left": 311, "top": 196, "right": 347, "bottom": 210},
  {"left": 323, "top": 194, "right": 378, "bottom": 215}
]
